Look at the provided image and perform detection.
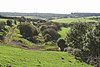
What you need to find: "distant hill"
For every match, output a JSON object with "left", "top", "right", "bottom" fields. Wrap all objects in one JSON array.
[
  {"left": 71, "top": 13, "right": 100, "bottom": 17},
  {"left": 0, "top": 12, "right": 100, "bottom": 20},
  {"left": 0, "top": 12, "right": 68, "bottom": 20}
]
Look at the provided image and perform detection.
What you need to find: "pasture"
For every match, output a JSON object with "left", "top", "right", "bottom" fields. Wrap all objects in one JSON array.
[
  {"left": 52, "top": 17, "right": 97, "bottom": 23},
  {"left": 0, "top": 44, "right": 92, "bottom": 67}
]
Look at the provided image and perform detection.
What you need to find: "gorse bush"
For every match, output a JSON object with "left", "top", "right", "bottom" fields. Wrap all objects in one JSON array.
[
  {"left": 44, "top": 34, "right": 52, "bottom": 42},
  {"left": 39, "top": 25, "right": 48, "bottom": 32},
  {"left": 66, "top": 22, "right": 92, "bottom": 49},
  {"left": 42, "top": 28, "right": 60, "bottom": 41},
  {"left": 66, "top": 22, "right": 100, "bottom": 66},
  {"left": 18, "top": 23, "right": 39, "bottom": 38},
  {"left": 57, "top": 38, "right": 67, "bottom": 51},
  {"left": 6, "top": 20, "right": 12, "bottom": 27},
  {"left": 0, "top": 22, "right": 5, "bottom": 31},
  {"left": 48, "top": 25, "right": 58, "bottom": 31}
]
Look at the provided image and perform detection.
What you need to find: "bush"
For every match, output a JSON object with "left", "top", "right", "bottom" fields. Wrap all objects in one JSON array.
[
  {"left": 57, "top": 38, "right": 67, "bottom": 51},
  {"left": 27, "top": 37, "right": 39, "bottom": 43},
  {"left": 44, "top": 34, "right": 52, "bottom": 42},
  {"left": 14, "top": 20, "right": 17, "bottom": 25},
  {"left": 66, "top": 22, "right": 100, "bottom": 66},
  {"left": 0, "top": 22, "right": 5, "bottom": 31},
  {"left": 18, "top": 23, "right": 39, "bottom": 38},
  {"left": 66, "top": 22, "right": 91, "bottom": 49},
  {"left": 48, "top": 25, "right": 58, "bottom": 31},
  {"left": 53, "top": 22, "right": 62, "bottom": 30},
  {"left": 6, "top": 20, "right": 12, "bottom": 27},
  {"left": 42, "top": 28, "right": 60, "bottom": 41},
  {"left": 39, "top": 25, "right": 48, "bottom": 32},
  {"left": 0, "top": 35, "right": 4, "bottom": 40},
  {"left": 18, "top": 16, "right": 26, "bottom": 22}
]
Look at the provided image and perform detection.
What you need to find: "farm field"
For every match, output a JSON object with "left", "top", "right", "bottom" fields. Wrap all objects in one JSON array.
[{"left": 51, "top": 17, "right": 97, "bottom": 23}]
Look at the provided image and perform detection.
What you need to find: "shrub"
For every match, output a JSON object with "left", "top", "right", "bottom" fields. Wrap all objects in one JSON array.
[
  {"left": 39, "top": 25, "right": 48, "bottom": 32},
  {"left": 48, "top": 25, "right": 58, "bottom": 31},
  {"left": 18, "top": 23, "right": 39, "bottom": 38},
  {"left": 27, "top": 37, "right": 39, "bottom": 43},
  {"left": 44, "top": 34, "right": 52, "bottom": 42},
  {"left": 53, "top": 22, "right": 62, "bottom": 30},
  {"left": 42, "top": 28, "right": 60, "bottom": 41},
  {"left": 66, "top": 22, "right": 91, "bottom": 49},
  {"left": 18, "top": 16, "right": 26, "bottom": 22},
  {"left": 0, "top": 22, "right": 5, "bottom": 31},
  {"left": 66, "top": 22, "right": 100, "bottom": 66},
  {"left": 0, "top": 35, "right": 4, "bottom": 40},
  {"left": 6, "top": 20, "right": 12, "bottom": 27},
  {"left": 14, "top": 20, "right": 17, "bottom": 25},
  {"left": 57, "top": 38, "right": 67, "bottom": 51}
]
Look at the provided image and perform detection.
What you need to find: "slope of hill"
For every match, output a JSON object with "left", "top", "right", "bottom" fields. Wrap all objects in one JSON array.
[
  {"left": 0, "top": 44, "right": 92, "bottom": 67},
  {"left": 1, "top": 12, "right": 100, "bottom": 20}
]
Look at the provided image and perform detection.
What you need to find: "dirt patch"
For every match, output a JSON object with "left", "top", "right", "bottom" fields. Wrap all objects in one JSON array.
[
  {"left": 10, "top": 40, "right": 58, "bottom": 51},
  {"left": 32, "top": 46, "right": 45, "bottom": 50},
  {"left": 11, "top": 40, "right": 45, "bottom": 50},
  {"left": 11, "top": 40, "right": 30, "bottom": 49}
]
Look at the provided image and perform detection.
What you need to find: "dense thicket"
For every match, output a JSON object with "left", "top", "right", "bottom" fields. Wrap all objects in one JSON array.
[{"left": 66, "top": 22, "right": 100, "bottom": 67}]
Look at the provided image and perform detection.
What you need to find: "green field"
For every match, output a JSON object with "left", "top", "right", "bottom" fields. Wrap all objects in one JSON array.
[
  {"left": 58, "top": 27, "right": 70, "bottom": 38},
  {"left": 0, "top": 19, "right": 8, "bottom": 22},
  {"left": 0, "top": 44, "right": 92, "bottom": 67},
  {"left": 52, "top": 17, "right": 97, "bottom": 23}
]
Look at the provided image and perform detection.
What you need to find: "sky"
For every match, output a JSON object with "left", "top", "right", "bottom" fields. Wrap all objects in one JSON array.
[{"left": 0, "top": 0, "right": 100, "bottom": 14}]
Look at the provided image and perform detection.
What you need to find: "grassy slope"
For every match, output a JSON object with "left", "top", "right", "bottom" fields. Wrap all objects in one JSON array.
[
  {"left": 0, "top": 44, "right": 92, "bottom": 67},
  {"left": 52, "top": 17, "right": 97, "bottom": 23},
  {"left": 58, "top": 27, "right": 70, "bottom": 38}
]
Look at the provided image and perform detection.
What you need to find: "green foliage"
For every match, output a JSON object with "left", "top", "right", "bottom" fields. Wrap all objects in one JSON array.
[
  {"left": 39, "top": 25, "right": 48, "bottom": 32},
  {"left": 44, "top": 34, "right": 52, "bottom": 42},
  {"left": 66, "top": 22, "right": 100, "bottom": 66},
  {"left": 0, "top": 22, "right": 5, "bottom": 31},
  {"left": 19, "top": 23, "right": 39, "bottom": 38},
  {"left": 85, "top": 22, "right": 100, "bottom": 54},
  {"left": 6, "top": 20, "right": 12, "bottom": 27},
  {"left": 43, "top": 28, "right": 60, "bottom": 41},
  {"left": 57, "top": 38, "right": 67, "bottom": 51},
  {"left": 48, "top": 25, "right": 58, "bottom": 31},
  {"left": 66, "top": 22, "right": 92, "bottom": 49}
]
